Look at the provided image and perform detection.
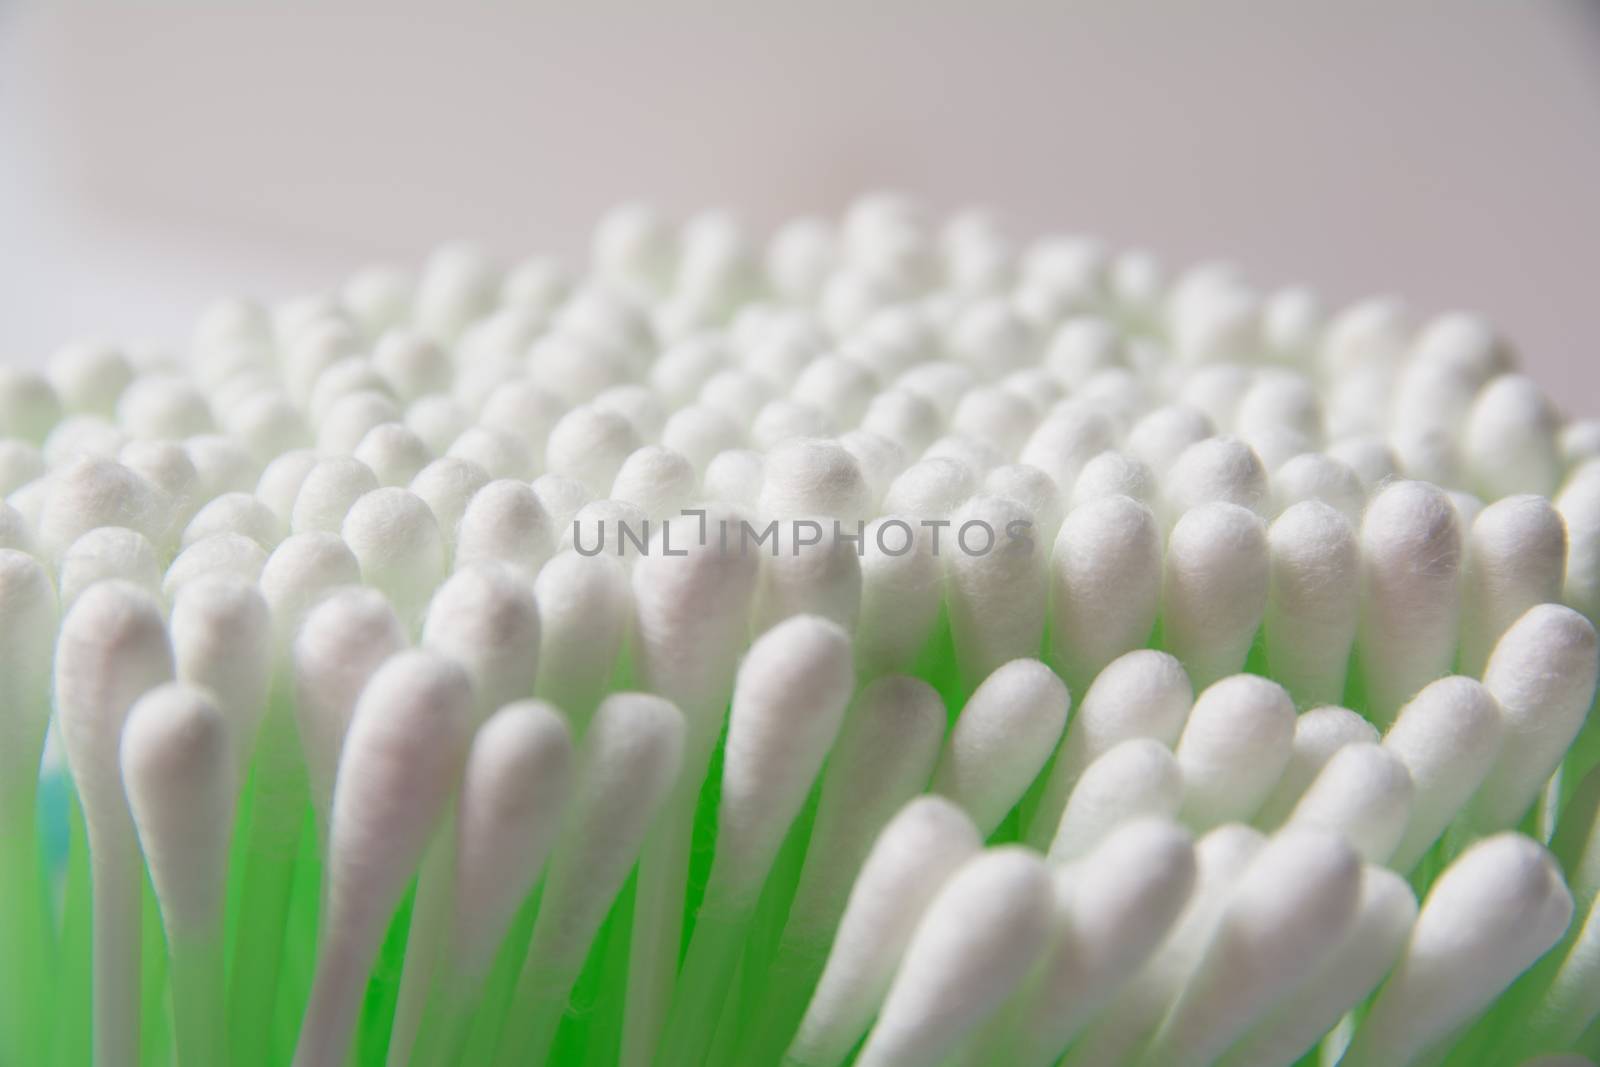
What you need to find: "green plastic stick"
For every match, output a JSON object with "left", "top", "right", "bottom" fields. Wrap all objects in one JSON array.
[{"left": 0, "top": 805, "right": 55, "bottom": 1065}]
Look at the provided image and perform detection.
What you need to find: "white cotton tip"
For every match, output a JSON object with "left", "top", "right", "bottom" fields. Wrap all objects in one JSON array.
[
  {"left": 1220, "top": 865, "right": 1417, "bottom": 1067},
  {"left": 838, "top": 430, "right": 906, "bottom": 511},
  {"left": 630, "top": 505, "right": 760, "bottom": 751},
  {"left": 171, "top": 575, "right": 271, "bottom": 776},
  {"left": 855, "top": 517, "right": 942, "bottom": 677},
  {"left": 1558, "top": 471, "right": 1600, "bottom": 621},
  {"left": 1177, "top": 363, "right": 1254, "bottom": 432},
  {"left": 661, "top": 403, "right": 744, "bottom": 471},
  {"left": 562, "top": 498, "right": 649, "bottom": 563},
  {"left": 1463, "top": 373, "right": 1563, "bottom": 499},
  {"left": 38, "top": 456, "right": 165, "bottom": 559},
  {"left": 1235, "top": 373, "right": 1323, "bottom": 463},
  {"left": 257, "top": 532, "right": 361, "bottom": 646},
  {"left": 1342, "top": 833, "right": 1573, "bottom": 1067},
  {"left": 120, "top": 682, "right": 235, "bottom": 936},
  {"left": 766, "top": 216, "right": 836, "bottom": 302},
  {"left": 1391, "top": 312, "right": 1511, "bottom": 429},
  {"left": 519, "top": 692, "right": 684, "bottom": 980},
  {"left": 782, "top": 677, "right": 947, "bottom": 945},
  {"left": 1172, "top": 284, "right": 1261, "bottom": 367},
  {"left": 532, "top": 550, "right": 630, "bottom": 733},
  {"left": 1563, "top": 420, "right": 1600, "bottom": 468},
  {"left": 413, "top": 242, "right": 498, "bottom": 342},
  {"left": 221, "top": 386, "right": 311, "bottom": 462},
  {"left": 1127, "top": 405, "right": 1216, "bottom": 476},
  {"left": 421, "top": 563, "right": 540, "bottom": 719},
  {"left": 950, "top": 385, "right": 1039, "bottom": 460},
  {"left": 370, "top": 330, "right": 451, "bottom": 403},
  {"left": 1260, "top": 285, "right": 1323, "bottom": 362},
  {"left": 446, "top": 425, "right": 533, "bottom": 481},
  {"left": 500, "top": 254, "right": 569, "bottom": 312},
  {"left": 58, "top": 527, "right": 162, "bottom": 609},
  {"left": 115, "top": 374, "right": 214, "bottom": 440},
  {"left": 1270, "top": 452, "right": 1365, "bottom": 526},
  {"left": 1064, "top": 823, "right": 1266, "bottom": 1067},
  {"left": 1265, "top": 500, "right": 1360, "bottom": 706},
  {"left": 0, "top": 550, "right": 57, "bottom": 799},
  {"left": 1358, "top": 480, "right": 1463, "bottom": 726},
  {"left": 352, "top": 422, "right": 432, "bottom": 488},
  {"left": 1162, "top": 502, "right": 1270, "bottom": 688},
  {"left": 0, "top": 499, "right": 30, "bottom": 554},
  {"left": 1067, "top": 451, "right": 1154, "bottom": 511},
  {"left": 1469, "top": 603, "right": 1599, "bottom": 832},
  {"left": 405, "top": 394, "right": 471, "bottom": 456},
  {"left": 792, "top": 355, "right": 881, "bottom": 428},
  {"left": 651, "top": 336, "right": 730, "bottom": 408},
  {"left": 452, "top": 479, "right": 553, "bottom": 580},
  {"left": 933, "top": 658, "right": 1070, "bottom": 837},
  {"left": 450, "top": 701, "right": 573, "bottom": 981},
  {"left": 1026, "top": 649, "right": 1193, "bottom": 850},
  {"left": 1044, "top": 316, "right": 1124, "bottom": 387},
  {"left": 1381, "top": 676, "right": 1502, "bottom": 872},
  {"left": 1048, "top": 494, "right": 1163, "bottom": 691},
  {"left": 1319, "top": 295, "right": 1410, "bottom": 376},
  {"left": 181, "top": 491, "right": 283, "bottom": 552},
  {"left": 702, "top": 449, "right": 765, "bottom": 507},
  {"left": 341, "top": 487, "right": 447, "bottom": 630},
  {"left": 609, "top": 445, "right": 697, "bottom": 521},
  {"left": 897, "top": 362, "right": 979, "bottom": 421},
  {"left": 944, "top": 494, "right": 1046, "bottom": 686},
  {"left": 291, "top": 587, "right": 408, "bottom": 841},
  {"left": 0, "top": 440, "right": 44, "bottom": 498},
  {"left": 1254, "top": 705, "right": 1378, "bottom": 831},
  {"left": 1460, "top": 494, "right": 1567, "bottom": 676},
  {"left": 42, "top": 415, "right": 129, "bottom": 470},
  {"left": 984, "top": 463, "right": 1062, "bottom": 538},
  {"left": 855, "top": 847, "right": 1055, "bottom": 1067},
  {"left": 1018, "top": 404, "right": 1117, "bottom": 495},
  {"left": 713, "top": 616, "right": 854, "bottom": 900},
  {"left": 1285, "top": 743, "right": 1414, "bottom": 863},
  {"left": 50, "top": 342, "right": 134, "bottom": 417},
  {"left": 254, "top": 448, "right": 321, "bottom": 526},
  {"left": 544, "top": 405, "right": 644, "bottom": 497},
  {"left": 1162, "top": 436, "right": 1269, "bottom": 524},
  {"left": 290, "top": 457, "right": 380, "bottom": 536},
  {"left": 754, "top": 520, "right": 863, "bottom": 634},
  {"left": 316, "top": 391, "right": 404, "bottom": 459},
  {"left": 282, "top": 319, "right": 362, "bottom": 406},
  {"left": 1176, "top": 674, "right": 1296, "bottom": 830},
  {"left": 882, "top": 456, "right": 975, "bottom": 519},
  {"left": 1140, "top": 827, "right": 1363, "bottom": 1067},
  {"left": 341, "top": 266, "right": 413, "bottom": 336},
  {"left": 788, "top": 797, "right": 983, "bottom": 1067},
  {"left": 296, "top": 650, "right": 473, "bottom": 1067},
  {"left": 861, "top": 389, "right": 944, "bottom": 458},
  {"left": 529, "top": 332, "right": 634, "bottom": 408},
  {"left": 308, "top": 360, "right": 394, "bottom": 427},
  {"left": 1047, "top": 739, "right": 1183, "bottom": 862},
  {"left": 478, "top": 380, "right": 567, "bottom": 467},
  {"left": 756, "top": 438, "right": 871, "bottom": 526},
  {"left": 409, "top": 457, "right": 490, "bottom": 547},
  {"left": 1011, "top": 820, "right": 1197, "bottom": 1067},
  {"left": 185, "top": 434, "right": 259, "bottom": 501}
]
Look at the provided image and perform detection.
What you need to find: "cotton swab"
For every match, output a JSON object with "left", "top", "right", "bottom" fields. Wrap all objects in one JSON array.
[
  {"left": 1467, "top": 604, "right": 1599, "bottom": 832},
  {"left": 881, "top": 456, "right": 974, "bottom": 518},
  {"left": 1162, "top": 502, "right": 1269, "bottom": 689},
  {"left": 1265, "top": 500, "right": 1360, "bottom": 707},
  {"left": 1284, "top": 743, "right": 1415, "bottom": 863},
  {"left": 0, "top": 550, "right": 57, "bottom": 1066},
  {"left": 409, "top": 456, "right": 491, "bottom": 547},
  {"left": 1047, "top": 493, "right": 1163, "bottom": 693},
  {"left": 387, "top": 562, "right": 543, "bottom": 1064},
  {"left": 290, "top": 586, "right": 408, "bottom": 846},
  {"left": 1218, "top": 865, "right": 1417, "bottom": 1067},
  {"left": 1047, "top": 738, "right": 1184, "bottom": 862},
  {"left": 1459, "top": 494, "right": 1568, "bottom": 676},
  {"left": 1161, "top": 436, "right": 1269, "bottom": 523},
  {"left": 340, "top": 487, "right": 447, "bottom": 632},
  {"left": 1463, "top": 373, "right": 1563, "bottom": 500},
  {"left": 1269, "top": 451, "right": 1365, "bottom": 526},
  {"left": 656, "top": 615, "right": 854, "bottom": 1067},
  {"left": 170, "top": 574, "right": 272, "bottom": 776},
  {"left": 1026, "top": 648, "right": 1193, "bottom": 850},
  {"left": 1340, "top": 833, "right": 1573, "bottom": 1067},
  {"left": 495, "top": 692, "right": 685, "bottom": 1067},
  {"left": 182, "top": 490, "right": 284, "bottom": 551},
  {"left": 735, "top": 677, "right": 945, "bottom": 1066},
  {"left": 624, "top": 513, "right": 759, "bottom": 1065},
  {"left": 1381, "top": 676, "right": 1504, "bottom": 871},
  {"left": 1254, "top": 705, "right": 1379, "bottom": 830},
  {"left": 1557, "top": 468, "right": 1600, "bottom": 621},
  {"left": 1066, "top": 450, "right": 1154, "bottom": 511},
  {"left": 453, "top": 479, "right": 556, "bottom": 580},
  {"left": 931, "top": 657, "right": 1070, "bottom": 837},
  {"left": 39, "top": 456, "right": 166, "bottom": 561},
  {"left": 754, "top": 522, "right": 863, "bottom": 634},
  {"left": 1175, "top": 675, "right": 1296, "bottom": 831},
  {"left": 1064, "top": 823, "right": 1265, "bottom": 1067},
  {"left": 58, "top": 526, "right": 163, "bottom": 609},
  {"left": 1358, "top": 479, "right": 1464, "bottom": 726},
  {"left": 996, "top": 819, "right": 1197, "bottom": 1067},
  {"left": 410, "top": 700, "right": 573, "bottom": 1067},
  {"left": 162, "top": 532, "right": 268, "bottom": 599},
  {"left": 854, "top": 517, "right": 942, "bottom": 677},
  {"left": 784, "top": 796, "right": 982, "bottom": 1067},
  {"left": 851, "top": 846, "right": 1053, "bottom": 1067},
  {"left": 120, "top": 682, "right": 236, "bottom": 1067},
  {"left": 56, "top": 580, "right": 175, "bottom": 1067},
  {"left": 1137, "top": 826, "right": 1363, "bottom": 1067},
  {"left": 289, "top": 456, "right": 379, "bottom": 535},
  {"left": 292, "top": 649, "right": 473, "bottom": 1067},
  {"left": 531, "top": 549, "right": 630, "bottom": 735},
  {"left": 757, "top": 437, "right": 873, "bottom": 526}
]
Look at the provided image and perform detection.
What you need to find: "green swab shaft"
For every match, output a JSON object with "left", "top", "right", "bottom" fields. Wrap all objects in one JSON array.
[
  {"left": 53, "top": 794, "right": 92, "bottom": 1067},
  {"left": 622, "top": 782, "right": 698, "bottom": 1066},
  {"left": 655, "top": 903, "right": 754, "bottom": 1067},
  {"left": 0, "top": 805, "right": 54, "bottom": 1065},
  {"left": 168, "top": 932, "right": 227, "bottom": 1067}
]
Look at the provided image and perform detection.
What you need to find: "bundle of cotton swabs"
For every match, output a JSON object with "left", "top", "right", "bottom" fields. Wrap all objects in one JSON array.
[{"left": 2, "top": 196, "right": 1599, "bottom": 1067}]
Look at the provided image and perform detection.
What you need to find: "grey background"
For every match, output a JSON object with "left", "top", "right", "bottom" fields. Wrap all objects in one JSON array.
[{"left": 3, "top": 2, "right": 1598, "bottom": 413}]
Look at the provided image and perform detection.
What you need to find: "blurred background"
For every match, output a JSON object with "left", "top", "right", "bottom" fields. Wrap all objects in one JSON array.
[{"left": 2, "top": 2, "right": 1598, "bottom": 409}]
